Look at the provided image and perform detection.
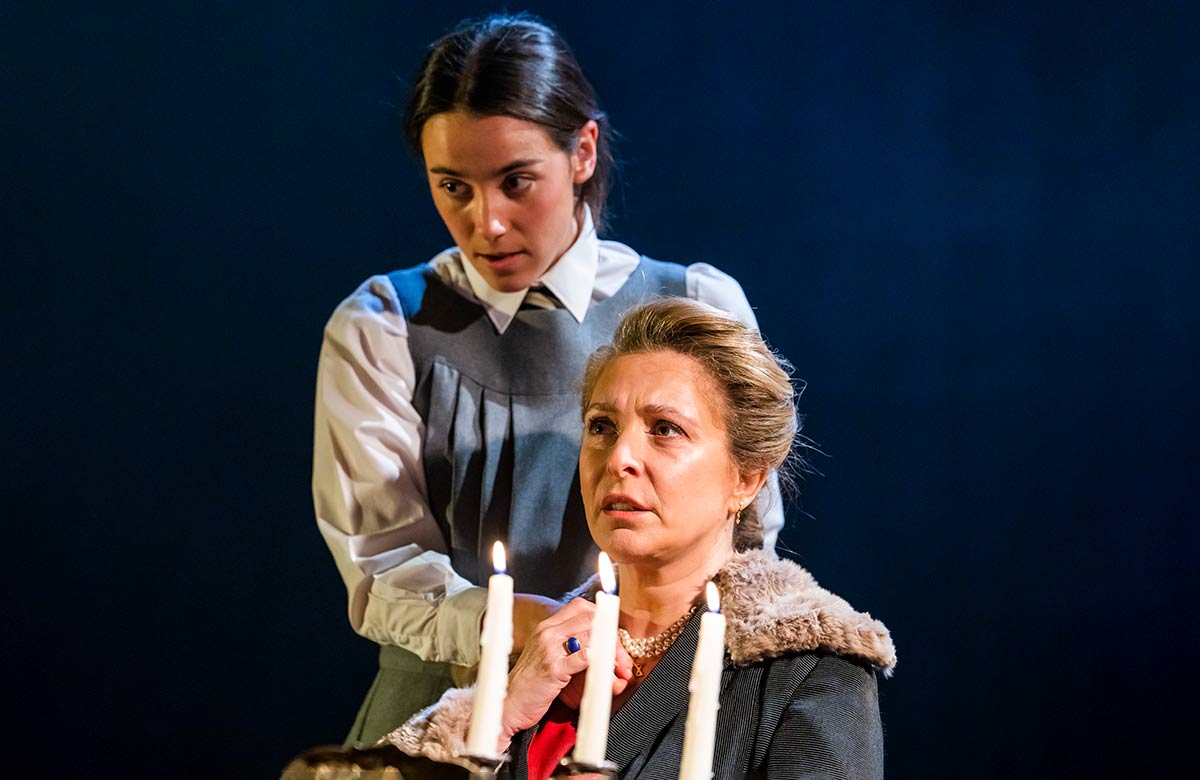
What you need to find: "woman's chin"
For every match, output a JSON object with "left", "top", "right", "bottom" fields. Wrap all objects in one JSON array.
[{"left": 601, "top": 529, "right": 662, "bottom": 565}]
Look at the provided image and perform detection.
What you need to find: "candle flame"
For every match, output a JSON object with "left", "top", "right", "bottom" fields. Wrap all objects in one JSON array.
[
  {"left": 706, "top": 581, "right": 720, "bottom": 612},
  {"left": 598, "top": 551, "right": 616, "bottom": 594},
  {"left": 492, "top": 541, "right": 507, "bottom": 574}
]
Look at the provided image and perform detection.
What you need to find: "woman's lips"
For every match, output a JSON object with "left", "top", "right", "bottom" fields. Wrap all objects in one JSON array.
[
  {"left": 477, "top": 250, "right": 524, "bottom": 265},
  {"left": 601, "top": 494, "right": 651, "bottom": 518}
]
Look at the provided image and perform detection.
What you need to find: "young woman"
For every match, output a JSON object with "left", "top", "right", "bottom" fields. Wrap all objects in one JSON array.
[{"left": 312, "top": 14, "right": 782, "bottom": 746}]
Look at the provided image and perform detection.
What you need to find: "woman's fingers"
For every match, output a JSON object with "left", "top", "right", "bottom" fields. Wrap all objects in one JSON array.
[
  {"left": 609, "top": 643, "right": 634, "bottom": 696},
  {"left": 613, "top": 643, "right": 635, "bottom": 681},
  {"left": 522, "top": 596, "right": 643, "bottom": 704},
  {"left": 533, "top": 597, "right": 594, "bottom": 633},
  {"left": 516, "top": 596, "right": 649, "bottom": 709},
  {"left": 558, "top": 670, "right": 586, "bottom": 709},
  {"left": 512, "top": 594, "right": 563, "bottom": 652},
  {"left": 498, "top": 597, "right": 612, "bottom": 741},
  {"left": 532, "top": 612, "right": 594, "bottom": 660},
  {"left": 561, "top": 645, "right": 589, "bottom": 677},
  {"left": 501, "top": 640, "right": 589, "bottom": 740},
  {"left": 535, "top": 622, "right": 591, "bottom": 662}
]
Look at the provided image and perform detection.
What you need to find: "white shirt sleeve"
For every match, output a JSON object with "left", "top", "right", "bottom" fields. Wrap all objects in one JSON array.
[
  {"left": 312, "top": 274, "right": 487, "bottom": 666},
  {"left": 686, "top": 263, "right": 786, "bottom": 551}
]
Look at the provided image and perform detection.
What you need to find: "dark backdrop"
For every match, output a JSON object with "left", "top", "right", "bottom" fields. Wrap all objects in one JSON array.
[{"left": 4, "top": 2, "right": 1197, "bottom": 778}]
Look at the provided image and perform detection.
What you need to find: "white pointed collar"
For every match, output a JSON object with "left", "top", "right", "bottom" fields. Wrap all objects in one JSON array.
[{"left": 459, "top": 206, "right": 599, "bottom": 334}]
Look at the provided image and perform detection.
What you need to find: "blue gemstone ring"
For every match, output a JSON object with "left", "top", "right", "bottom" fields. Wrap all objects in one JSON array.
[{"left": 565, "top": 636, "right": 581, "bottom": 655}]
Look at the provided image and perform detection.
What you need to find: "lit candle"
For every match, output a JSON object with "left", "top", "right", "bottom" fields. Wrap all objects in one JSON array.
[
  {"left": 573, "top": 551, "right": 620, "bottom": 765},
  {"left": 466, "top": 541, "right": 513, "bottom": 755},
  {"left": 678, "top": 581, "right": 726, "bottom": 780}
]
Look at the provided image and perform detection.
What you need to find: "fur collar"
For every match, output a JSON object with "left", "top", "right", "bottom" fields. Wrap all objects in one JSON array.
[
  {"left": 384, "top": 550, "right": 895, "bottom": 760},
  {"left": 565, "top": 548, "right": 896, "bottom": 676}
]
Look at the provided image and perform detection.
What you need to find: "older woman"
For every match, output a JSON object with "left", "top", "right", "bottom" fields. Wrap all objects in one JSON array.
[{"left": 388, "top": 298, "right": 896, "bottom": 780}]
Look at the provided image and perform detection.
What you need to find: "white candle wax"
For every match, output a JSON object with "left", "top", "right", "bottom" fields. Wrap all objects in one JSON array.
[
  {"left": 573, "top": 552, "right": 620, "bottom": 765},
  {"left": 678, "top": 582, "right": 726, "bottom": 780},
  {"left": 466, "top": 542, "right": 514, "bottom": 756}
]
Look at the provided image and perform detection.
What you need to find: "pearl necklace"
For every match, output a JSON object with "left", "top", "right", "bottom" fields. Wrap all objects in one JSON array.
[{"left": 617, "top": 605, "right": 700, "bottom": 676}]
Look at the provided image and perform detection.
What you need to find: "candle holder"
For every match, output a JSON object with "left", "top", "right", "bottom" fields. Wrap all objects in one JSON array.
[
  {"left": 280, "top": 744, "right": 497, "bottom": 779},
  {"left": 459, "top": 751, "right": 509, "bottom": 780},
  {"left": 550, "top": 757, "right": 619, "bottom": 779}
]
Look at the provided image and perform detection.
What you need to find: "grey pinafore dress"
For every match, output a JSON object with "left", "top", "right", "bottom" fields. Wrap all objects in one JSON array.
[{"left": 346, "top": 256, "right": 687, "bottom": 746}]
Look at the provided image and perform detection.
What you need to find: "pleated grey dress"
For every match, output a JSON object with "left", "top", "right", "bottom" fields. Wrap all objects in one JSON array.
[{"left": 345, "top": 257, "right": 687, "bottom": 746}]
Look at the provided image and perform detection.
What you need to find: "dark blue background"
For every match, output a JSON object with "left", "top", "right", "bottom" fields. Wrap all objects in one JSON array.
[{"left": 3, "top": 2, "right": 1197, "bottom": 778}]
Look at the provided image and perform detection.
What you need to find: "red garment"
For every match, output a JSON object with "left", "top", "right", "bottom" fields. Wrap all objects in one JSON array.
[{"left": 525, "top": 700, "right": 578, "bottom": 780}]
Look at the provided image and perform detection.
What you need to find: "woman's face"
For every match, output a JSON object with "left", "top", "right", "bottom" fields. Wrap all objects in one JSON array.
[
  {"left": 580, "top": 350, "right": 764, "bottom": 568},
  {"left": 420, "top": 111, "right": 598, "bottom": 293}
]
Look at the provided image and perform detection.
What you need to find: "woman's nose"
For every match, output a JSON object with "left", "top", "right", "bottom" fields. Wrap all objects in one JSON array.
[
  {"left": 474, "top": 191, "right": 508, "bottom": 240},
  {"left": 607, "top": 432, "right": 643, "bottom": 477}
]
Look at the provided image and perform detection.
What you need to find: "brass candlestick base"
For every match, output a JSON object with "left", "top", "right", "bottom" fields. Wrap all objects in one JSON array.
[
  {"left": 280, "top": 745, "right": 507, "bottom": 780},
  {"left": 459, "top": 751, "right": 509, "bottom": 780},
  {"left": 550, "top": 757, "right": 619, "bottom": 779}
]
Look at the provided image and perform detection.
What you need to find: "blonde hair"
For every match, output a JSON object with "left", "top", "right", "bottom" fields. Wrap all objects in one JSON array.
[{"left": 581, "top": 298, "right": 799, "bottom": 550}]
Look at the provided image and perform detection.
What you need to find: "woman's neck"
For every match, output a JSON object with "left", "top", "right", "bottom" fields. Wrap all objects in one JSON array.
[
  {"left": 540, "top": 206, "right": 586, "bottom": 280},
  {"left": 616, "top": 542, "right": 733, "bottom": 637}
]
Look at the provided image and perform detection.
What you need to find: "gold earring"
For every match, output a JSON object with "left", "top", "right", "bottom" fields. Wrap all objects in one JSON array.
[{"left": 734, "top": 507, "right": 743, "bottom": 525}]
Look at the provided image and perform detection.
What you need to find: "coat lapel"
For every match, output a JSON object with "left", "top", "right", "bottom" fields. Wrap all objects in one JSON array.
[
  {"left": 604, "top": 611, "right": 725, "bottom": 775},
  {"left": 507, "top": 728, "right": 535, "bottom": 780}
]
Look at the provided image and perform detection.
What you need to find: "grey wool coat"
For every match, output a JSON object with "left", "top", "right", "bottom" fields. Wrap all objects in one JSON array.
[{"left": 388, "top": 550, "right": 897, "bottom": 779}]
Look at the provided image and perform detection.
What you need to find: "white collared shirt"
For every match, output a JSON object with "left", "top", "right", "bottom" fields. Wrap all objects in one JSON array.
[
  {"left": 312, "top": 210, "right": 781, "bottom": 665},
  {"left": 456, "top": 205, "right": 602, "bottom": 330}
]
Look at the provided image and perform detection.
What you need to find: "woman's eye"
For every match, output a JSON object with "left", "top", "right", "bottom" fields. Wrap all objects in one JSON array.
[
  {"left": 502, "top": 174, "right": 533, "bottom": 194},
  {"left": 439, "top": 180, "right": 468, "bottom": 198},
  {"left": 651, "top": 420, "right": 683, "bottom": 437},
  {"left": 586, "top": 417, "right": 616, "bottom": 436}
]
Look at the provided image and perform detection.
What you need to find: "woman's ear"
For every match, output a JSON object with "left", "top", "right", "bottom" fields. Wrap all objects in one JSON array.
[
  {"left": 732, "top": 469, "right": 769, "bottom": 513},
  {"left": 571, "top": 120, "right": 599, "bottom": 184}
]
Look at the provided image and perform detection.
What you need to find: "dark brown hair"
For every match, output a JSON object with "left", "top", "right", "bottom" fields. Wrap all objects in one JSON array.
[{"left": 403, "top": 13, "right": 615, "bottom": 230}]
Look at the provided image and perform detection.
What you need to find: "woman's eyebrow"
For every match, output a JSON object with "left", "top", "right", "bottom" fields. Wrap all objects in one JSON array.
[
  {"left": 642, "top": 403, "right": 696, "bottom": 424},
  {"left": 428, "top": 158, "right": 543, "bottom": 178}
]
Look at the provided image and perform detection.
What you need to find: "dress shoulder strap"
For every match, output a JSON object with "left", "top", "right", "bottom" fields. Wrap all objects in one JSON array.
[
  {"left": 634, "top": 255, "right": 688, "bottom": 297},
  {"left": 385, "top": 262, "right": 436, "bottom": 322}
]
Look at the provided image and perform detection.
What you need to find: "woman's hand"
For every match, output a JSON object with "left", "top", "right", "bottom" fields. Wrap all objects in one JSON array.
[
  {"left": 558, "top": 638, "right": 634, "bottom": 710},
  {"left": 497, "top": 598, "right": 635, "bottom": 746},
  {"left": 512, "top": 593, "right": 563, "bottom": 652}
]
